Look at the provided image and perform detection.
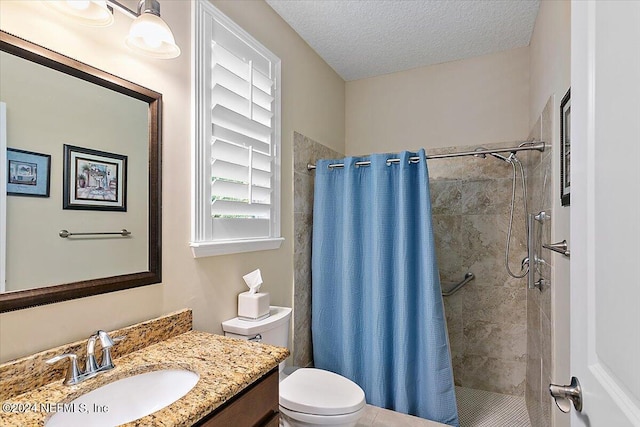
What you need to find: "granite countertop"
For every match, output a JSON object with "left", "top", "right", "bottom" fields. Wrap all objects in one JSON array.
[{"left": 0, "top": 331, "right": 289, "bottom": 426}]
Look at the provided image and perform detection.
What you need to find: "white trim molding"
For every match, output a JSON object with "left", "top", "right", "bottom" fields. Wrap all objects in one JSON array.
[
  {"left": 191, "top": 0, "right": 282, "bottom": 258},
  {"left": 190, "top": 237, "right": 284, "bottom": 258}
]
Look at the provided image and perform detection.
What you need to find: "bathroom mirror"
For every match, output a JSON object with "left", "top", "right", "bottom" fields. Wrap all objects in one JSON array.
[{"left": 0, "top": 31, "right": 162, "bottom": 312}]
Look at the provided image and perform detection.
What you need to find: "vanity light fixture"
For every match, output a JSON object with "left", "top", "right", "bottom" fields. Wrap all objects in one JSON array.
[
  {"left": 46, "top": 0, "right": 180, "bottom": 59},
  {"left": 47, "top": 0, "right": 114, "bottom": 27},
  {"left": 124, "top": 0, "right": 181, "bottom": 59}
]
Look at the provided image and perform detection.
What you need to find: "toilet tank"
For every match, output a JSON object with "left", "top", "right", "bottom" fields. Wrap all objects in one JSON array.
[{"left": 222, "top": 306, "right": 291, "bottom": 348}]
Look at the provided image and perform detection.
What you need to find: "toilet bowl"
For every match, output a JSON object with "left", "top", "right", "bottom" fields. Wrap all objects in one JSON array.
[
  {"left": 279, "top": 368, "right": 365, "bottom": 427},
  {"left": 222, "top": 306, "right": 366, "bottom": 427}
]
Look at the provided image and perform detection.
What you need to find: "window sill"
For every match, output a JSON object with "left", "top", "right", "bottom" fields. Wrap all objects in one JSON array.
[{"left": 190, "top": 237, "right": 284, "bottom": 258}]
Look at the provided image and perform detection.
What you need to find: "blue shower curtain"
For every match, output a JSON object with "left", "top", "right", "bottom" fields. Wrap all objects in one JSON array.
[{"left": 311, "top": 150, "right": 459, "bottom": 426}]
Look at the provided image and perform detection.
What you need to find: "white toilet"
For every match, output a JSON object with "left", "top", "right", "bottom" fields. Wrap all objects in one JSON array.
[{"left": 222, "top": 306, "right": 366, "bottom": 427}]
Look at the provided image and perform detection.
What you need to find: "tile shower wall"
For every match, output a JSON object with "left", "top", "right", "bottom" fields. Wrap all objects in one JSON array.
[
  {"left": 429, "top": 142, "right": 528, "bottom": 396},
  {"left": 523, "top": 98, "right": 554, "bottom": 427},
  {"left": 292, "top": 132, "right": 343, "bottom": 368}
]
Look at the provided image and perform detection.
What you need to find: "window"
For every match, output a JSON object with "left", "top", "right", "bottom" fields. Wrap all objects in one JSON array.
[{"left": 191, "top": 1, "right": 283, "bottom": 257}]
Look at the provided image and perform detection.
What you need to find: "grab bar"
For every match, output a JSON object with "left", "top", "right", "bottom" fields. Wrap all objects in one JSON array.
[
  {"left": 441, "top": 272, "right": 475, "bottom": 297},
  {"left": 59, "top": 229, "right": 132, "bottom": 238}
]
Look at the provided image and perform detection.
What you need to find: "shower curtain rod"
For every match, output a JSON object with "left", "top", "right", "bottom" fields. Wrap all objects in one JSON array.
[{"left": 306, "top": 141, "right": 545, "bottom": 171}]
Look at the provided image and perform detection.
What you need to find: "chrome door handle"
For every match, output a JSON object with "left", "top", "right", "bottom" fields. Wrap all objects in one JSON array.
[
  {"left": 549, "top": 377, "right": 583, "bottom": 413},
  {"left": 543, "top": 240, "right": 570, "bottom": 257}
]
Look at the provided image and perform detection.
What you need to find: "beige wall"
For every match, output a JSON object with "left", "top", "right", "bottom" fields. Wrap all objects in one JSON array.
[
  {"left": 529, "top": 1, "right": 571, "bottom": 130},
  {"left": 345, "top": 47, "right": 530, "bottom": 155},
  {"left": 528, "top": 2, "right": 571, "bottom": 427},
  {"left": 1, "top": 51, "right": 148, "bottom": 291},
  {"left": 0, "top": 0, "right": 345, "bottom": 362}
]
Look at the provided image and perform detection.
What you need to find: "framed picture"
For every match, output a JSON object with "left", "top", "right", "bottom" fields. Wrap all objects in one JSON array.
[
  {"left": 63, "top": 144, "right": 127, "bottom": 211},
  {"left": 560, "top": 88, "right": 571, "bottom": 206},
  {"left": 7, "top": 148, "right": 51, "bottom": 197}
]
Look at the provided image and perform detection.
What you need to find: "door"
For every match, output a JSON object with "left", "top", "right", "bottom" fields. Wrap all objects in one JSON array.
[
  {"left": 0, "top": 102, "right": 6, "bottom": 292},
  {"left": 569, "top": 1, "right": 640, "bottom": 425}
]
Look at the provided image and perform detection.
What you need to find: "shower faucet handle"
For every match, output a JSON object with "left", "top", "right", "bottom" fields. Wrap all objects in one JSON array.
[
  {"left": 534, "top": 211, "right": 550, "bottom": 222},
  {"left": 543, "top": 240, "right": 570, "bottom": 257}
]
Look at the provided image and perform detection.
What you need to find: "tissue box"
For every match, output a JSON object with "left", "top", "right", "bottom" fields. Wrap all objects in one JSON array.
[{"left": 238, "top": 292, "right": 270, "bottom": 321}]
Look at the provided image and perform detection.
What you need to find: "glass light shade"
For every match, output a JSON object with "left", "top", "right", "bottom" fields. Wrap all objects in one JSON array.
[
  {"left": 125, "top": 12, "right": 180, "bottom": 59},
  {"left": 47, "top": 0, "right": 114, "bottom": 27}
]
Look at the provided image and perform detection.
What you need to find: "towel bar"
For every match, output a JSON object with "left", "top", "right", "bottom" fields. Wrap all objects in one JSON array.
[{"left": 59, "top": 229, "right": 131, "bottom": 238}]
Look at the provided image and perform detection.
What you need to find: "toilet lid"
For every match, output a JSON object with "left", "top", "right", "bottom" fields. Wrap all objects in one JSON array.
[{"left": 279, "top": 368, "right": 366, "bottom": 416}]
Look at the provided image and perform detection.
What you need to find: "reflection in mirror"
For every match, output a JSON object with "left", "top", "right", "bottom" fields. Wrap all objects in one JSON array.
[
  {"left": 0, "top": 31, "right": 162, "bottom": 312},
  {"left": 2, "top": 51, "right": 148, "bottom": 291}
]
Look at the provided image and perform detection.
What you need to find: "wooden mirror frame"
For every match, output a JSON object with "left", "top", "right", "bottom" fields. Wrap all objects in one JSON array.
[{"left": 0, "top": 31, "right": 162, "bottom": 312}]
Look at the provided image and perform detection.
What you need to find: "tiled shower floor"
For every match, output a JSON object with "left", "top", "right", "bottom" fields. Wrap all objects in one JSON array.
[
  {"left": 355, "top": 386, "right": 531, "bottom": 427},
  {"left": 456, "top": 386, "right": 531, "bottom": 427}
]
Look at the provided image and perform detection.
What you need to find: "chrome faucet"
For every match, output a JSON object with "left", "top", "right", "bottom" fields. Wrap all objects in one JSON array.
[
  {"left": 86, "top": 330, "right": 117, "bottom": 374},
  {"left": 46, "top": 330, "right": 125, "bottom": 385},
  {"left": 45, "top": 353, "right": 84, "bottom": 385}
]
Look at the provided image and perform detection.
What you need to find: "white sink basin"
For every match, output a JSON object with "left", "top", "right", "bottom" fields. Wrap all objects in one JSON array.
[{"left": 46, "top": 369, "right": 199, "bottom": 427}]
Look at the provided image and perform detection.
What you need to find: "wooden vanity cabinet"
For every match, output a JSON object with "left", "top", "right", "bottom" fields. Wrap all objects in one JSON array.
[{"left": 195, "top": 368, "right": 280, "bottom": 427}]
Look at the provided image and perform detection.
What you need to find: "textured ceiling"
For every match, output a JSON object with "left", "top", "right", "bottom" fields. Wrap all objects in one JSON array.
[{"left": 266, "top": 0, "right": 540, "bottom": 81}]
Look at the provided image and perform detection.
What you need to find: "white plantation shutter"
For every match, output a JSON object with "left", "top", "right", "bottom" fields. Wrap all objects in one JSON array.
[{"left": 192, "top": 1, "right": 283, "bottom": 257}]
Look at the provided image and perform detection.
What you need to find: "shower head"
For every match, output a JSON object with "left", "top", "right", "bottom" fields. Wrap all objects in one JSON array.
[
  {"left": 490, "top": 152, "right": 512, "bottom": 163},
  {"left": 473, "top": 147, "right": 513, "bottom": 163}
]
